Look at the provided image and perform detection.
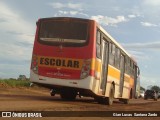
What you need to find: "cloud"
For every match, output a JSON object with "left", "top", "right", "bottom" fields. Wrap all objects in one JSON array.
[
  {"left": 128, "top": 14, "right": 136, "bottom": 18},
  {"left": 58, "top": 10, "right": 78, "bottom": 15},
  {"left": 0, "top": 1, "right": 34, "bottom": 78},
  {"left": 121, "top": 41, "right": 160, "bottom": 61},
  {"left": 49, "top": 2, "right": 83, "bottom": 11},
  {"left": 0, "top": 2, "right": 34, "bottom": 44},
  {"left": 126, "top": 50, "right": 150, "bottom": 61},
  {"left": 143, "top": 0, "right": 160, "bottom": 6},
  {"left": 140, "top": 0, "right": 160, "bottom": 24},
  {"left": 0, "top": 1, "right": 35, "bottom": 46},
  {"left": 70, "top": 11, "right": 78, "bottom": 16},
  {"left": 0, "top": 18, "right": 7, "bottom": 23},
  {"left": 0, "top": 42, "right": 31, "bottom": 61},
  {"left": 91, "top": 15, "right": 128, "bottom": 26},
  {"left": 55, "top": 10, "right": 88, "bottom": 17},
  {"left": 122, "top": 41, "right": 160, "bottom": 50},
  {"left": 141, "top": 22, "right": 158, "bottom": 27}
]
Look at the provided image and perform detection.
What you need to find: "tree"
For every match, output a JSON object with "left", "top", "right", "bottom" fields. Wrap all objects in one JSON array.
[
  {"left": 18, "top": 75, "right": 27, "bottom": 80},
  {"left": 140, "top": 86, "right": 145, "bottom": 91},
  {"left": 151, "top": 86, "right": 160, "bottom": 92}
]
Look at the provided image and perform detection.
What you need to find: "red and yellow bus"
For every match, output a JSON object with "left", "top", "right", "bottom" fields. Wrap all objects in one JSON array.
[{"left": 30, "top": 17, "right": 140, "bottom": 105}]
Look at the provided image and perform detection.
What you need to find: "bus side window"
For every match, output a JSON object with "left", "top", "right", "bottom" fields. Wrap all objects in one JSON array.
[
  {"left": 137, "top": 67, "right": 140, "bottom": 76},
  {"left": 125, "top": 57, "right": 130, "bottom": 75},
  {"left": 112, "top": 44, "right": 116, "bottom": 55},
  {"left": 96, "top": 30, "right": 101, "bottom": 58},
  {"left": 115, "top": 47, "right": 120, "bottom": 69},
  {"left": 109, "top": 43, "right": 114, "bottom": 65},
  {"left": 97, "top": 30, "right": 101, "bottom": 44}
]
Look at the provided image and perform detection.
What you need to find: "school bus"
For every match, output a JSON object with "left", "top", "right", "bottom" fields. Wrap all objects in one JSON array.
[{"left": 30, "top": 17, "right": 140, "bottom": 105}]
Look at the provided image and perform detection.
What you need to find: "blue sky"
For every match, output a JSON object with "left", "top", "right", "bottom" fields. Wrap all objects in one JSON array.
[{"left": 0, "top": 0, "right": 160, "bottom": 88}]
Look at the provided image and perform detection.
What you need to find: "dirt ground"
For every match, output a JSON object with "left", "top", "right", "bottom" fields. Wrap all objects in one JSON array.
[{"left": 0, "top": 86, "right": 159, "bottom": 120}]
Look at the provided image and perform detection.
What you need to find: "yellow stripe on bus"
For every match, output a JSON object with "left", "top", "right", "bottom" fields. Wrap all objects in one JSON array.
[
  {"left": 94, "top": 59, "right": 101, "bottom": 72},
  {"left": 129, "top": 77, "right": 134, "bottom": 87},
  {"left": 108, "top": 65, "right": 120, "bottom": 80}
]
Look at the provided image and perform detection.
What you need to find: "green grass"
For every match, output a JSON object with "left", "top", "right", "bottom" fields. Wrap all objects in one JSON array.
[{"left": 0, "top": 79, "right": 31, "bottom": 87}]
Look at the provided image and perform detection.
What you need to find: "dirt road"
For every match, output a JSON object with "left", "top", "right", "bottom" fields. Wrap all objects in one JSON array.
[{"left": 0, "top": 87, "right": 159, "bottom": 119}]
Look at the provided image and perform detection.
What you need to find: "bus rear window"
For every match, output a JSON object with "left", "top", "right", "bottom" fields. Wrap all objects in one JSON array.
[{"left": 38, "top": 19, "right": 89, "bottom": 46}]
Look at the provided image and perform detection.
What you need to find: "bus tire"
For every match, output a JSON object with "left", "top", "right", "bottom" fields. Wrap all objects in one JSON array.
[
  {"left": 94, "top": 97, "right": 104, "bottom": 104},
  {"left": 144, "top": 97, "right": 147, "bottom": 100},
  {"left": 123, "top": 99, "right": 129, "bottom": 104},
  {"left": 119, "top": 98, "right": 129, "bottom": 104},
  {"left": 105, "top": 84, "right": 114, "bottom": 105},
  {"left": 154, "top": 99, "right": 157, "bottom": 101},
  {"left": 154, "top": 98, "right": 158, "bottom": 101},
  {"left": 60, "top": 88, "right": 77, "bottom": 101}
]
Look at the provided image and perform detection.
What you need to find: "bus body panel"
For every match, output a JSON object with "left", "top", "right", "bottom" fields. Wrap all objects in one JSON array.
[{"left": 30, "top": 70, "right": 94, "bottom": 90}]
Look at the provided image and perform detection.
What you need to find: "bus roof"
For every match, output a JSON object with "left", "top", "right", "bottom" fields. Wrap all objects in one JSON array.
[{"left": 38, "top": 17, "right": 91, "bottom": 22}]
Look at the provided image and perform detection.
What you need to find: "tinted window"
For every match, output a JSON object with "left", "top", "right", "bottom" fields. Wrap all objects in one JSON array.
[
  {"left": 96, "top": 30, "right": 101, "bottom": 58},
  {"left": 97, "top": 30, "right": 101, "bottom": 44},
  {"left": 38, "top": 19, "right": 89, "bottom": 46}
]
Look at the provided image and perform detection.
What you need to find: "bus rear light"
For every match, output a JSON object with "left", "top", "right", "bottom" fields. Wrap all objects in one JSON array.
[
  {"left": 31, "top": 55, "right": 38, "bottom": 74},
  {"left": 80, "top": 59, "right": 91, "bottom": 79}
]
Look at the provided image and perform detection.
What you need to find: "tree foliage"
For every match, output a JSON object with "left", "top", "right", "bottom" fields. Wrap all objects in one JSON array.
[
  {"left": 140, "top": 86, "right": 145, "bottom": 91},
  {"left": 151, "top": 85, "right": 160, "bottom": 92}
]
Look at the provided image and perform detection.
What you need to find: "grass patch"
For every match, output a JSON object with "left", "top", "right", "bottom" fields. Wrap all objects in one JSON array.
[{"left": 0, "top": 79, "right": 31, "bottom": 87}]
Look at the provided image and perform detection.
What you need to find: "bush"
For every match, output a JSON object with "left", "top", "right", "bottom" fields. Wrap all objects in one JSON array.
[{"left": 0, "top": 79, "right": 31, "bottom": 87}]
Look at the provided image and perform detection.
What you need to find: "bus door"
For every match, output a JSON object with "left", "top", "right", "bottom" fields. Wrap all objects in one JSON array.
[
  {"left": 119, "top": 54, "right": 125, "bottom": 97},
  {"left": 100, "top": 39, "right": 109, "bottom": 95}
]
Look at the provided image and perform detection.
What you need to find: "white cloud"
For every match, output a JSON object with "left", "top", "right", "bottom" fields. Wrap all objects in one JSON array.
[
  {"left": 55, "top": 10, "right": 88, "bottom": 17},
  {"left": 141, "top": 22, "right": 158, "bottom": 27},
  {"left": 91, "top": 15, "right": 128, "bottom": 26},
  {"left": 122, "top": 41, "right": 160, "bottom": 50},
  {"left": 143, "top": 0, "right": 160, "bottom": 6},
  {"left": 58, "top": 10, "right": 69, "bottom": 15},
  {"left": 0, "top": 2, "right": 34, "bottom": 44},
  {"left": 70, "top": 11, "right": 78, "bottom": 16},
  {"left": 128, "top": 14, "right": 136, "bottom": 18},
  {"left": 49, "top": 2, "right": 83, "bottom": 11}
]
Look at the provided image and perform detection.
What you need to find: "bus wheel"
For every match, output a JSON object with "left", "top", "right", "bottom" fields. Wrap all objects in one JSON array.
[
  {"left": 123, "top": 99, "right": 129, "bottom": 104},
  {"left": 144, "top": 97, "right": 147, "bottom": 100},
  {"left": 119, "top": 98, "right": 129, "bottom": 104},
  {"left": 94, "top": 97, "right": 104, "bottom": 104},
  {"left": 60, "top": 88, "right": 77, "bottom": 101},
  {"left": 154, "top": 98, "right": 158, "bottom": 101},
  {"left": 105, "top": 84, "right": 114, "bottom": 105}
]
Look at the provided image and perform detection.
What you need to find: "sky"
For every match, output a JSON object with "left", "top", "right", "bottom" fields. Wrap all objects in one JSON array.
[{"left": 0, "top": 0, "right": 160, "bottom": 88}]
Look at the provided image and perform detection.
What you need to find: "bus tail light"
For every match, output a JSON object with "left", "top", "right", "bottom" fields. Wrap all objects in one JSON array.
[
  {"left": 31, "top": 55, "right": 38, "bottom": 74},
  {"left": 80, "top": 59, "right": 91, "bottom": 79}
]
